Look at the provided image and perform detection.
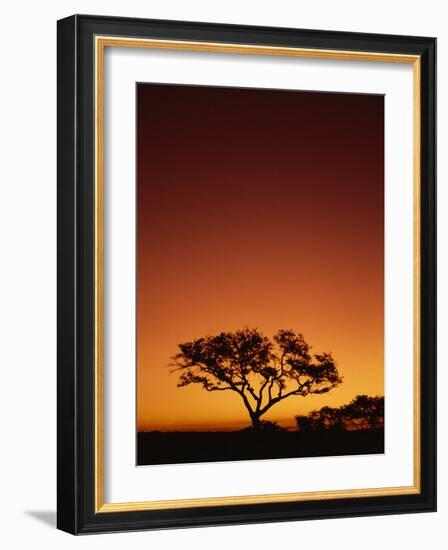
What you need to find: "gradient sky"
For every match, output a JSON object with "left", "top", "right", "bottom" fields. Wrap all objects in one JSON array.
[{"left": 137, "top": 83, "right": 384, "bottom": 431}]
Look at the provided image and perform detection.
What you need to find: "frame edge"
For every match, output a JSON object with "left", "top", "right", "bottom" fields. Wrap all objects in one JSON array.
[{"left": 57, "top": 14, "right": 80, "bottom": 535}]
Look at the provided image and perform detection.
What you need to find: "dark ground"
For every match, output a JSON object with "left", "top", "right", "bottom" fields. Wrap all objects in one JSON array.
[{"left": 137, "top": 428, "right": 384, "bottom": 465}]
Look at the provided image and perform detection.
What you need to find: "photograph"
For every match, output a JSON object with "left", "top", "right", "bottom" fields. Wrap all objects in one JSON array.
[
  {"left": 0, "top": 0, "right": 441, "bottom": 543},
  {"left": 54, "top": 12, "right": 435, "bottom": 535},
  {"left": 136, "top": 83, "right": 385, "bottom": 466}
]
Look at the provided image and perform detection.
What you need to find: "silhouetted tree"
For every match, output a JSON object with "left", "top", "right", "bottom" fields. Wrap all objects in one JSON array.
[
  {"left": 296, "top": 406, "right": 343, "bottom": 432},
  {"left": 295, "top": 415, "right": 317, "bottom": 433},
  {"left": 342, "top": 395, "right": 384, "bottom": 430},
  {"left": 295, "top": 395, "right": 384, "bottom": 432},
  {"left": 171, "top": 328, "right": 342, "bottom": 430}
]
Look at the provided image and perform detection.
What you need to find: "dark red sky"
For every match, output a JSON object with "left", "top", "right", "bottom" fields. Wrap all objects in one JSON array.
[{"left": 137, "top": 83, "right": 384, "bottom": 431}]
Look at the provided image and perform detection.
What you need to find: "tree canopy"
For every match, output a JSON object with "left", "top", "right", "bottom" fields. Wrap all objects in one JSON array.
[
  {"left": 295, "top": 395, "right": 384, "bottom": 432},
  {"left": 171, "top": 328, "right": 342, "bottom": 429}
]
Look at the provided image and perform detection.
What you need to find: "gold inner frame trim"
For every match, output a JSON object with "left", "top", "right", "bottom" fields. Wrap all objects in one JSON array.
[{"left": 94, "top": 35, "right": 421, "bottom": 513}]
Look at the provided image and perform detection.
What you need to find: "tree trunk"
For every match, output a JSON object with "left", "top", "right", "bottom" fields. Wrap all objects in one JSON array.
[{"left": 250, "top": 413, "right": 262, "bottom": 430}]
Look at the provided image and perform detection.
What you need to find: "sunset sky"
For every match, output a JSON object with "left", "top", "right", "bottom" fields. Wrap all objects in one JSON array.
[{"left": 137, "top": 83, "right": 384, "bottom": 431}]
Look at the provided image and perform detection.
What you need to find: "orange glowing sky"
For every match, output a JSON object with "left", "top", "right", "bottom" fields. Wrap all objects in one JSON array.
[{"left": 137, "top": 84, "right": 384, "bottom": 431}]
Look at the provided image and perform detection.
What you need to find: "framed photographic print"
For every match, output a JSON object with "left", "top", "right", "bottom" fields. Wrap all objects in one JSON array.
[{"left": 57, "top": 15, "right": 436, "bottom": 534}]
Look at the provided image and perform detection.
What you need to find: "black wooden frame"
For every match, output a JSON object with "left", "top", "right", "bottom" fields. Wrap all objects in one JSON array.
[{"left": 57, "top": 14, "right": 436, "bottom": 534}]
